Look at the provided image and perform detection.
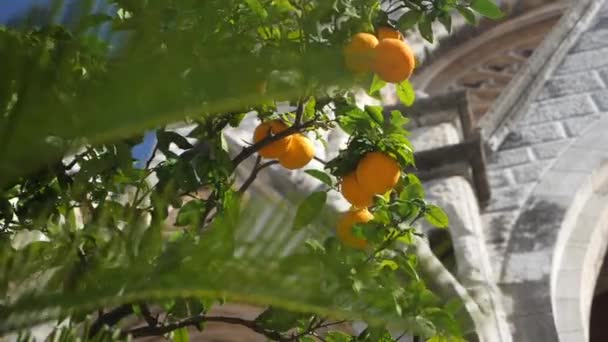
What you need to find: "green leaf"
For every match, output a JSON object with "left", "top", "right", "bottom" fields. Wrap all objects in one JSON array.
[
  {"left": 336, "top": 106, "right": 372, "bottom": 135},
  {"left": 470, "top": 0, "right": 504, "bottom": 19},
  {"left": 175, "top": 199, "right": 205, "bottom": 227},
  {"left": 426, "top": 335, "right": 447, "bottom": 342},
  {"left": 369, "top": 74, "right": 386, "bottom": 96},
  {"left": 418, "top": 14, "right": 434, "bottom": 43},
  {"left": 438, "top": 13, "right": 452, "bottom": 34},
  {"left": 304, "top": 169, "right": 333, "bottom": 187},
  {"left": 424, "top": 205, "right": 449, "bottom": 228},
  {"left": 364, "top": 105, "right": 384, "bottom": 125},
  {"left": 444, "top": 298, "right": 463, "bottom": 316},
  {"left": 255, "top": 307, "right": 309, "bottom": 332},
  {"left": 293, "top": 191, "right": 327, "bottom": 230},
  {"left": 398, "top": 10, "right": 422, "bottom": 31},
  {"left": 396, "top": 80, "right": 415, "bottom": 107},
  {"left": 326, "top": 331, "right": 352, "bottom": 342},
  {"left": 303, "top": 97, "right": 316, "bottom": 121},
  {"left": 229, "top": 113, "right": 247, "bottom": 127},
  {"left": 400, "top": 174, "right": 425, "bottom": 200},
  {"left": 378, "top": 259, "right": 398, "bottom": 271},
  {"left": 271, "top": 0, "right": 299, "bottom": 13},
  {"left": 173, "top": 327, "right": 189, "bottom": 342},
  {"left": 158, "top": 131, "right": 193, "bottom": 151},
  {"left": 457, "top": 6, "right": 477, "bottom": 25},
  {"left": 390, "top": 110, "right": 409, "bottom": 128},
  {"left": 245, "top": 0, "right": 269, "bottom": 19}
]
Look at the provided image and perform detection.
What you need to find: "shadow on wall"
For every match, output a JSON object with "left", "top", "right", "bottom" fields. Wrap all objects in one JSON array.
[{"left": 506, "top": 200, "right": 565, "bottom": 254}]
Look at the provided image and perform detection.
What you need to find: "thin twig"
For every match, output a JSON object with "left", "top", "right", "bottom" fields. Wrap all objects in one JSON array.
[
  {"left": 198, "top": 191, "right": 218, "bottom": 231},
  {"left": 294, "top": 99, "right": 305, "bottom": 125},
  {"left": 238, "top": 158, "right": 279, "bottom": 194},
  {"left": 313, "top": 156, "right": 326, "bottom": 164},
  {"left": 139, "top": 303, "right": 158, "bottom": 327},
  {"left": 316, "top": 320, "right": 348, "bottom": 329},
  {"left": 289, "top": 319, "right": 348, "bottom": 341},
  {"left": 365, "top": 210, "right": 425, "bottom": 263},
  {"left": 395, "top": 330, "right": 407, "bottom": 341},
  {"left": 238, "top": 155, "right": 261, "bottom": 193},
  {"left": 386, "top": 4, "right": 405, "bottom": 14},
  {"left": 144, "top": 144, "right": 159, "bottom": 170}
]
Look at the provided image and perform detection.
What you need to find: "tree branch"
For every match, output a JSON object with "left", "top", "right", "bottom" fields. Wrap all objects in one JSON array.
[
  {"left": 89, "top": 304, "right": 134, "bottom": 337},
  {"left": 231, "top": 120, "right": 316, "bottom": 167},
  {"left": 124, "top": 315, "right": 288, "bottom": 341}
]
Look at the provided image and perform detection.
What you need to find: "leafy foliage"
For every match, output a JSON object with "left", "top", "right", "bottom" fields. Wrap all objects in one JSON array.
[{"left": 0, "top": 0, "right": 502, "bottom": 341}]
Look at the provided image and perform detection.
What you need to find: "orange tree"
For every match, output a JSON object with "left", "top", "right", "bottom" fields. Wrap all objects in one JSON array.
[{"left": 0, "top": 0, "right": 503, "bottom": 341}]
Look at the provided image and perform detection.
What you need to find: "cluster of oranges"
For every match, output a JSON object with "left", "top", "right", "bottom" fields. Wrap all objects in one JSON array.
[
  {"left": 253, "top": 119, "right": 315, "bottom": 170},
  {"left": 251, "top": 27, "right": 411, "bottom": 249},
  {"left": 344, "top": 27, "right": 415, "bottom": 84},
  {"left": 337, "top": 152, "right": 401, "bottom": 249},
  {"left": 335, "top": 27, "right": 411, "bottom": 249}
]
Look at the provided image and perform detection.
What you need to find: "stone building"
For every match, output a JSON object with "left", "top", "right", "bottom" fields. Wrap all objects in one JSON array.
[{"left": 217, "top": 0, "right": 608, "bottom": 341}]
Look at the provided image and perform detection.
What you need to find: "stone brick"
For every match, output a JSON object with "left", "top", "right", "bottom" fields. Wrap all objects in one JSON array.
[
  {"left": 488, "top": 147, "right": 533, "bottom": 169},
  {"left": 525, "top": 94, "right": 597, "bottom": 124},
  {"left": 562, "top": 114, "right": 601, "bottom": 136},
  {"left": 510, "top": 162, "right": 549, "bottom": 184},
  {"left": 572, "top": 29, "right": 608, "bottom": 53},
  {"left": 555, "top": 47, "right": 608, "bottom": 75},
  {"left": 592, "top": 89, "right": 608, "bottom": 111},
  {"left": 532, "top": 140, "right": 571, "bottom": 160},
  {"left": 487, "top": 169, "right": 514, "bottom": 188},
  {"left": 484, "top": 185, "right": 532, "bottom": 213},
  {"left": 598, "top": 68, "right": 608, "bottom": 86},
  {"left": 551, "top": 147, "right": 608, "bottom": 173},
  {"left": 537, "top": 72, "right": 605, "bottom": 100},
  {"left": 500, "top": 122, "right": 568, "bottom": 150}
]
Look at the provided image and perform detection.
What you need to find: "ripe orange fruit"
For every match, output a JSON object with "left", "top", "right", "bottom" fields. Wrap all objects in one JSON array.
[
  {"left": 337, "top": 208, "right": 374, "bottom": 249},
  {"left": 340, "top": 172, "right": 374, "bottom": 208},
  {"left": 278, "top": 134, "right": 315, "bottom": 170},
  {"left": 356, "top": 151, "right": 401, "bottom": 195},
  {"left": 253, "top": 120, "right": 292, "bottom": 159},
  {"left": 376, "top": 26, "right": 403, "bottom": 41},
  {"left": 344, "top": 33, "right": 379, "bottom": 73},
  {"left": 373, "top": 38, "right": 415, "bottom": 83}
]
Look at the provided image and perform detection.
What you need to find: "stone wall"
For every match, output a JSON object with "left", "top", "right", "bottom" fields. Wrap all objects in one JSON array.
[{"left": 478, "top": 1, "right": 608, "bottom": 340}]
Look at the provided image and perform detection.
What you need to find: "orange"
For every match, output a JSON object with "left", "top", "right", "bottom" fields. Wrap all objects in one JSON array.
[
  {"left": 278, "top": 134, "right": 315, "bottom": 170},
  {"left": 373, "top": 38, "right": 415, "bottom": 83},
  {"left": 376, "top": 27, "right": 403, "bottom": 41},
  {"left": 344, "top": 33, "right": 379, "bottom": 73},
  {"left": 356, "top": 151, "right": 401, "bottom": 195},
  {"left": 337, "top": 208, "right": 374, "bottom": 249},
  {"left": 340, "top": 172, "right": 374, "bottom": 208},
  {"left": 253, "top": 120, "right": 292, "bottom": 159}
]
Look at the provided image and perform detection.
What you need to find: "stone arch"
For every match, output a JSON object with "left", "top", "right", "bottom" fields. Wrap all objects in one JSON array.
[
  {"left": 497, "top": 117, "right": 608, "bottom": 341},
  {"left": 412, "top": 3, "right": 566, "bottom": 123},
  {"left": 550, "top": 132, "right": 608, "bottom": 341}
]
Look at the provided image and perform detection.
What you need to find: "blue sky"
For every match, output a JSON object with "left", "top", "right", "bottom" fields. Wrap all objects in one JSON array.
[
  {"left": 0, "top": 1, "right": 50, "bottom": 23},
  {"left": 0, "top": 0, "right": 157, "bottom": 167}
]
